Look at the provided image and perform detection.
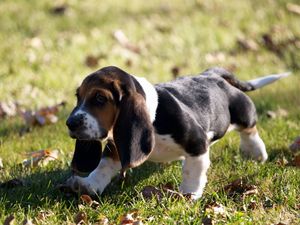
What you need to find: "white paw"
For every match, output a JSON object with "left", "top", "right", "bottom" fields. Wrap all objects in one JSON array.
[{"left": 66, "top": 175, "right": 105, "bottom": 196}]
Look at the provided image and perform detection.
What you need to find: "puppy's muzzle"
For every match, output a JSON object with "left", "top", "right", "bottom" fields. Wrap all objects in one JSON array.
[{"left": 66, "top": 114, "right": 84, "bottom": 133}]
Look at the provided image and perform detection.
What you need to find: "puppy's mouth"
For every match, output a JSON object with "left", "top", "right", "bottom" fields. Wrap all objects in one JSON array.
[{"left": 68, "top": 129, "right": 107, "bottom": 141}]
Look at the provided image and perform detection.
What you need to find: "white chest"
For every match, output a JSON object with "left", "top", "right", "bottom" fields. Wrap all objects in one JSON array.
[{"left": 148, "top": 134, "right": 186, "bottom": 163}]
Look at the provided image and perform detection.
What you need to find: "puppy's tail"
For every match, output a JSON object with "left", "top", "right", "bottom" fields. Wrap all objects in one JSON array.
[{"left": 202, "top": 67, "right": 290, "bottom": 92}]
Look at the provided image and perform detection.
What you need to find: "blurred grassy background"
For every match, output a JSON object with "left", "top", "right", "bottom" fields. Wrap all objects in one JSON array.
[{"left": 0, "top": 0, "right": 299, "bottom": 224}]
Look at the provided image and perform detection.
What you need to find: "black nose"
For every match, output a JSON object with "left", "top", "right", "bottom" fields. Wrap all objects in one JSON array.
[{"left": 66, "top": 115, "right": 83, "bottom": 131}]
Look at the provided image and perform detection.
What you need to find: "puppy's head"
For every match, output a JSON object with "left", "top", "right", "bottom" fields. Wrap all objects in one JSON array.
[{"left": 66, "top": 66, "right": 154, "bottom": 170}]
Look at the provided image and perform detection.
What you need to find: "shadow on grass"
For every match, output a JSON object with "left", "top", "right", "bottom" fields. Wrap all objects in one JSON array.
[{"left": 0, "top": 161, "right": 164, "bottom": 210}]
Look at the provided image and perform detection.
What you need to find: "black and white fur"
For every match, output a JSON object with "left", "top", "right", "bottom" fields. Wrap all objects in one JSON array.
[{"left": 66, "top": 67, "right": 289, "bottom": 199}]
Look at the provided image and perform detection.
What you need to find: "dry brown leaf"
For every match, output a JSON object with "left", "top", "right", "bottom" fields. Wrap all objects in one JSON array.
[
  {"left": 96, "top": 215, "right": 109, "bottom": 225},
  {"left": 171, "top": 66, "right": 180, "bottom": 78},
  {"left": 141, "top": 184, "right": 185, "bottom": 201},
  {"left": 36, "top": 210, "right": 55, "bottom": 221},
  {"left": 80, "top": 194, "right": 100, "bottom": 208},
  {"left": 113, "top": 30, "right": 141, "bottom": 54},
  {"left": 85, "top": 55, "right": 99, "bottom": 68},
  {"left": 74, "top": 211, "right": 87, "bottom": 225},
  {"left": 22, "top": 101, "right": 66, "bottom": 127},
  {"left": 22, "top": 149, "right": 59, "bottom": 168},
  {"left": 291, "top": 154, "right": 300, "bottom": 167},
  {"left": 287, "top": 3, "right": 300, "bottom": 15},
  {"left": 205, "top": 202, "right": 226, "bottom": 216},
  {"left": 201, "top": 216, "right": 213, "bottom": 225},
  {"left": 224, "top": 178, "right": 258, "bottom": 198},
  {"left": 266, "top": 108, "right": 288, "bottom": 119},
  {"left": 3, "top": 215, "right": 15, "bottom": 225},
  {"left": 119, "top": 210, "right": 143, "bottom": 225},
  {"left": 205, "top": 52, "right": 226, "bottom": 63},
  {"left": 51, "top": 4, "right": 68, "bottom": 15},
  {"left": 289, "top": 136, "right": 300, "bottom": 153},
  {"left": 0, "top": 178, "right": 25, "bottom": 188},
  {"left": 237, "top": 37, "right": 259, "bottom": 51},
  {"left": 0, "top": 101, "right": 20, "bottom": 118}
]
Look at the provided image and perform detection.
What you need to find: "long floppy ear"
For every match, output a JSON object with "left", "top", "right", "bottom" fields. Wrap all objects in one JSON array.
[
  {"left": 71, "top": 140, "right": 102, "bottom": 175},
  {"left": 113, "top": 92, "right": 154, "bottom": 169}
]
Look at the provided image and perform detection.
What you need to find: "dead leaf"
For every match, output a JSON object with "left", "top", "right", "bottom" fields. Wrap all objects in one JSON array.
[
  {"left": 287, "top": 3, "right": 300, "bottom": 15},
  {"left": 291, "top": 154, "right": 300, "bottom": 167},
  {"left": 80, "top": 194, "right": 100, "bottom": 208},
  {"left": 3, "top": 215, "right": 15, "bottom": 225},
  {"left": 141, "top": 184, "right": 185, "bottom": 201},
  {"left": 275, "top": 157, "right": 289, "bottom": 167},
  {"left": 0, "top": 101, "right": 20, "bottom": 118},
  {"left": 119, "top": 210, "right": 143, "bottom": 225},
  {"left": 85, "top": 55, "right": 99, "bottom": 68},
  {"left": 113, "top": 30, "right": 141, "bottom": 54},
  {"left": 96, "top": 215, "right": 109, "bottom": 225},
  {"left": 237, "top": 37, "right": 259, "bottom": 51},
  {"left": 289, "top": 136, "right": 300, "bottom": 153},
  {"left": 224, "top": 178, "right": 258, "bottom": 198},
  {"left": 205, "top": 52, "right": 226, "bottom": 63},
  {"left": 201, "top": 216, "right": 213, "bottom": 225},
  {"left": 205, "top": 202, "right": 226, "bottom": 216},
  {"left": 22, "top": 149, "right": 59, "bottom": 168},
  {"left": 171, "top": 66, "right": 180, "bottom": 78},
  {"left": 22, "top": 101, "right": 66, "bottom": 126},
  {"left": 266, "top": 108, "right": 288, "bottom": 119},
  {"left": 0, "top": 178, "right": 25, "bottom": 188},
  {"left": 247, "top": 200, "right": 258, "bottom": 210},
  {"left": 36, "top": 210, "right": 55, "bottom": 221},
  {"left": 51, "top": 4, "right": 68, "bottom": 15},
  {"left": 74, "top": 211, "right": 87, "bottom": 225}
]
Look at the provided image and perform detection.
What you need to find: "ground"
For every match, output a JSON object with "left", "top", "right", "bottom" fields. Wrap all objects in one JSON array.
[{"left": 0, "top": 0, "right": 299, "bottom": 224}]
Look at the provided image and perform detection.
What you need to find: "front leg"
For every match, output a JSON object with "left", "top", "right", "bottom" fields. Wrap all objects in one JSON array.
[
  {"left": 70, "top": 157, "right": 121, "bottom": 196},
  {"left": 179, "top": 150, "right": 210, "bottom": 200},
  {"left": 67, "top": 140, "right": 121, "bottom": 196}
]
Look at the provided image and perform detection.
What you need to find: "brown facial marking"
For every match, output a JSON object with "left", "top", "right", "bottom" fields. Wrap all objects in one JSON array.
[
  {"left": 76, "top": 73, "right": 122, "bottom": 138},
  {"left": 241, "top": 125, "right": 257, "bottom": 135}
]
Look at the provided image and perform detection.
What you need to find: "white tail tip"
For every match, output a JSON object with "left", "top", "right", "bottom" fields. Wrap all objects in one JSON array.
[{"left": 248, "top": 72, "right": 291, "bottom": 89}]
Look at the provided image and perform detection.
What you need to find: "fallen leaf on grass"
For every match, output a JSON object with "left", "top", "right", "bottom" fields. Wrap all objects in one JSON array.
[
  {"left": 237, "top": 37, "right": 259, "bottom": 51},
  {"left": 22, "top": 101, "right": 66, "bottom": 126},
  {"left": 291, "top": 154, "right": 300, "bottom": 168},
  {"left": 22, "top": 149, "right": 59, "bottom": 168},
  {"left": 141, "top": 185, "right": 185, "bottom": 201},
  {"left": 205, "top": 52, "right": 226, "bottom": 64},
  {"left": 80, "top": 194, "right": 100, "bottom": 209},
  {"left": 289, "top": 136, "right": 300, "bottom": 153},
  {"left": 96, "top": 215, "right": 109, "bottom": 225},
  {"left": 286, "top": 3, "right": 300, "bottom": 15},
  {"left": 0, "top": 101, "right": 20, "bottom": 119},
  {"left": 36, "top": 210, "right": 55, "bottom": 221},
  {"left": 201, "top": 216, "right": 213, "bottom": 225},
  {"left": 85, "top": 55, "right": 99, "bottom": 68},
  {"left": 50, "top": 4, "right": 68, "bottom": 15},
  {"left": 224, "top": 178, "right": 258, "bottom": 198},
  {"left": 205, "top": 202, "right": 226, "bottom": 216},
  {"left": 119, "top": 210, "right": 143, "bottom": 225},
  {"left": 3, "top": 215, "right": 15, "bottom": 225},
  {"left": 266, "top": 108, "right": 288, "bottom": 119},
  {"left": 113, "top": 30, "right": 141, "bottom": 54},
  {"left": 74, "top": 211, "right": 87, "bottom": 225},
  {"left": 171, "top": 66, "right": 180, "bottom": 78},
  {"left": 0, "top": 178, "right": 25, "bottom": 188}
]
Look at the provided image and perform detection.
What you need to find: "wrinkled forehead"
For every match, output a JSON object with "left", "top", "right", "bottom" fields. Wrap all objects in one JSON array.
[{"left": 77, "top": 73, "right": 115, "bottom": 97}]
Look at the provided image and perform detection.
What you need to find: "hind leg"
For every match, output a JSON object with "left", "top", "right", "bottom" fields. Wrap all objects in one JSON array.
[{"left": 238, "top": 125, "right": 268, "bottom": 162}]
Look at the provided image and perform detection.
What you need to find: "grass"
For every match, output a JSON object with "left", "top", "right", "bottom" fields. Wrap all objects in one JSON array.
[{"left": 0, "top": 0, "right": 300, "bottom": 224}]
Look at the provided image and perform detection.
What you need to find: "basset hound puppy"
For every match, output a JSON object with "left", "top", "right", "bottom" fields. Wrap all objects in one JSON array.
[{"left": 65, "top": 66, "right": 289, "bottom": 199}]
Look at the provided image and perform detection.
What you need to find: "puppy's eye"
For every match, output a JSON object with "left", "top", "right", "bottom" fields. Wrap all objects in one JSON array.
[{"left": 95, "top": 93, "right": 107, "bottom": 105}]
